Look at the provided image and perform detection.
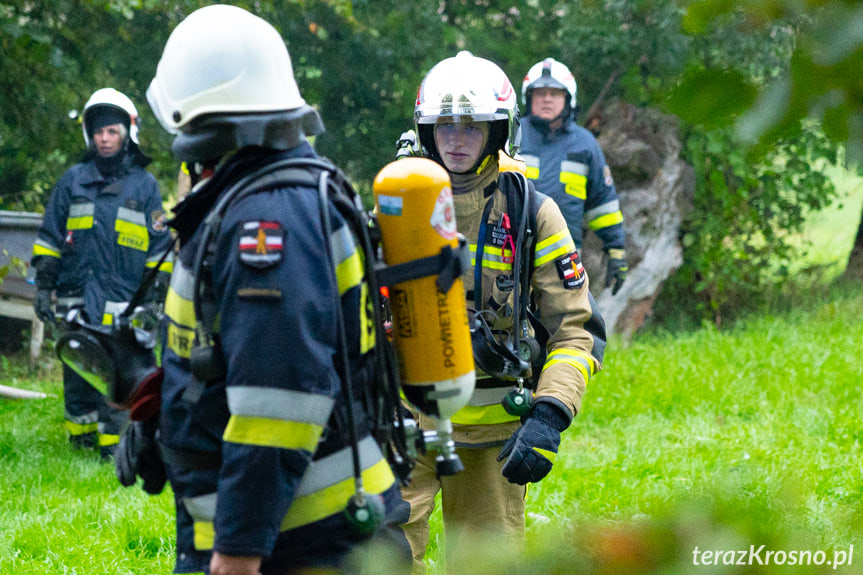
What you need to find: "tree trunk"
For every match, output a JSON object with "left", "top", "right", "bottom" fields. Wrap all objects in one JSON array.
[
  {"left": 843, "top": 205, "right": 863, "bottom": 281},
  {"left": 581, "top": 100, "right": 696, "bottom": 340}
]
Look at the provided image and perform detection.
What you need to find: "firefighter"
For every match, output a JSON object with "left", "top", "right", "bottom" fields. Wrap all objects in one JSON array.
[
  {"left": 31, "top": 87, "right": 172, "bottom": 459},
  {"left": 145, "top": 5, "right": 409, "bottom": 574},
  {"left": 398, "top": 51, "right": 606, "bottom": 572},
  {"left": 520, "top": 58, "right": 628, "bottom": 295}
]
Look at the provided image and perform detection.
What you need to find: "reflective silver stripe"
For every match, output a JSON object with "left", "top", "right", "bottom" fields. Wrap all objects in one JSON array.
[
  {"left": 585, "top": 199, "right": 621, "bottom": 222},
  {"left": 226, "top": 386, "right": 335, "bottom": 426},
  {"left": 69, "top": 203, "right": 95, "bottom": 218},
  {"left": 56, "top": 296, "right": 85, "bottom": 309},
  {"left": 64, "top": 409, "right": 98, "bottom": 425},
  {"left": 181, "top": 436, "right": 385, "bottom": 519},
  {"left": 482, "top": 248, "right": 508, "bottom": 267},
  {"left": 104, "top": 301, "right": 129, "bottom": 317},
  {"left": 534, "top": 232, "right": 575, "bottom": 263},
  {"left": 147, "top": 249, "right": 175, "bottom": 266},
  {"left": 116, "top": 206, "right": 146, "bottom": 225},
  {"left": 295, "top": 436, "right": 382, "bottom": 497},
  {"left": 170, "top": 262, "right": 195, "bottom": 301},
  {"left": 468, "top": 387, "right": 510, "bottom": 407},
  {"left": 560, "top": 160, "right": 589, "bottom": 176},
  {"left": 183, "top": 492, "right": 217, "bottom": 522},
  {"left": 329, "top": 224, "right": 356, "bottom": 269},
  {"left": 522, "top": 154, "right": 539, "bottom": 169}
]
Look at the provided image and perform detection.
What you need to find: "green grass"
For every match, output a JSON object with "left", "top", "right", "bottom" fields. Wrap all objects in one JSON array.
[
  {"left": 3, "top": 285, "right": 862, "bottom": 574},
  {"left": 0, "top": 364, "right": 176, "bottom": 575},
  {"left": 2, "top": 165, "right": 862, "bottom": 573}
]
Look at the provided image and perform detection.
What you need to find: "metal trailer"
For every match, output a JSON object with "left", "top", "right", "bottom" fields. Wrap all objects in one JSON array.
[{"left": 0, "top": 210, "right": 45, "bottom": 364}]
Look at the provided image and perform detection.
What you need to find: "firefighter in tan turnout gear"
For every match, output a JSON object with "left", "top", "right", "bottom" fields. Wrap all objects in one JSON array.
[{"left": 397, "top": 51, "right": 607, "bottom": 572}]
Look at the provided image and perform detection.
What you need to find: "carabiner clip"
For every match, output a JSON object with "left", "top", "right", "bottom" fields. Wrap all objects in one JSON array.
[{"left": 500, "top": 213, "right": 515, "bottom": 264}]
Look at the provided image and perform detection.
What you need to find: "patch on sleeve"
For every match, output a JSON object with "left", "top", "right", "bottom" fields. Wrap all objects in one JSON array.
[
  {"left": 603, "top": 165, "right": 614, "bottom": 187},
  {"left": 555, "top": 252, "right": 586, "bottom": 290},
  {"left": 151, "top": 210, "right": 168, "bottom": 233},
  {"left": 239, "top": 221, "right": 284, "bottom": 268}
]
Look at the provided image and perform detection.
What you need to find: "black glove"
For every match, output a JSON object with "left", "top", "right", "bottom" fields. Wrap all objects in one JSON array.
[
  {"left": 34, "top": 289, "right": 55, "bottom": 325},
  {"left": 497, "top": 400, "right": 571, "bottom": 485},
  {"left": 33, "top": 256, "right": 60, "bottom": 324},
  {"left": 115, "top": 418, "right": 167, "bottom": 495},
  {"left": 605, "top": 248, "right": 628, "bottom": 296}
]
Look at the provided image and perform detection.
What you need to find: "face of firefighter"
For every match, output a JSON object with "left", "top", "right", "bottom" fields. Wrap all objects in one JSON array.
[
  {"left": 530, "top": 87, "right": 568, "bottom": 124},
  {"left": 434, "top": 121, "right": 490, "bottom": 174},
  {"left": 93, "top": 123, "right": 127, "bottom": 157}
]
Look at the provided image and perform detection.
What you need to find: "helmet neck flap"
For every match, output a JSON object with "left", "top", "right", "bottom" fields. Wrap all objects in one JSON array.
[{"left": 170, "top": 106, "right": 325, "bottom": 164}]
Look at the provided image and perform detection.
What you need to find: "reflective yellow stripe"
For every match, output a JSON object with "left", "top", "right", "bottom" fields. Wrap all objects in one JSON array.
[
  {"left": 335, "top": 250, "right": 363, "bottom": 295},
  {"left": 98, "top": 433, "right": 119, "bottom": 447},
  {"left": 164, "top": 289, "right": 196, "bottom": 325},
  {"left": 146, "top": 250, "right": 175, "bottom": 273},
  {"left": 522, "top": 154, "right": 540, "bottom": 180},
  {"left": 115, "top": 219, "right": 149, "bottom": 252},
  {"left": 451, "top": 403, "right": 520, "bottom": 425},
  {"left": 469, "top": 244, "right": 514, "bottom": 271},
  {"left": 67, "top": 203, "right": 95, "bottom": 230},
  {"left": 65, "top": 420, "right": 98, "bottom": 435},
  {"left": 561, "top": 172, "right": 587, "bottom": 200},
  {"left": 543, "top": 349, "right": 595, "bottom": 385},
  {"left": 193, "top": 521, "right": 215, "bottom": 551},
  {"left": 167, "top": 322, "right": 194, "bottom": 358},
  {"left": 223, "top": 416, "right": 323, "bottom": 451},
  {"left": 281, "top": 457, "right": 394, "bottom": 532},
  {"left": 165, "top": 285, "right": 197, "bottom": 358},
  {"left": 145, "top": 259, "right": 174, "bottom": 273},
  {"left": 32, "top": 242, "right": 61, "bottom": 258},
  {"left": 67, "top": 216, "right": 94, "bottom": 230},
  {"left": 534, "top": 231, "right": 575, "bottom": 267},
  {"left": 184, "top": 438, "right": 394, "bottom": 541},
  {"left": 588, "top": 211, "right": 624, "bottom": 231},
  {"left": 359, "top": 282, "right": 375, "bottom": 354}
]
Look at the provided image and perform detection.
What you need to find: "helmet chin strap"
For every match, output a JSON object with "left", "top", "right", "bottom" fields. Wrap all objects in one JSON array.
[{"left": 448, "top": 154, "right": 498, "bottom": 195}]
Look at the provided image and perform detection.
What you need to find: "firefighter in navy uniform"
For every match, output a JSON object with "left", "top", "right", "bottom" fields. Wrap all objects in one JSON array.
[
  {"left": 31, "top": 87, "right": 172, "bottom": 458},
  {"left": 397, "top": 51, "right": 606, "bottom": 572},
  {"left": 520, "top": 58, "right": 628, "bottom": 295},
  {"left": 146, "top": 6, "right": 408, "bottom": 574}
]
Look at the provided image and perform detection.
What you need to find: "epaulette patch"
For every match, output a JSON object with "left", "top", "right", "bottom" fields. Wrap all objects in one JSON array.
[{"left": 239, "top": 221, "right": 284, "bottom": 268}]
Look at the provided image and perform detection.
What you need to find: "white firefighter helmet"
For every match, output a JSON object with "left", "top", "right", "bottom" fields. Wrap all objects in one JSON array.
[
  {"left": 147, "top": 4, "right": 307, "bottom": 134},
  {"left": 414, "top": 51, "right": 520, "bottom": 163},
  {"left": 82, "top": 88, "right": 140, "bottom": 147},
  {"left": 521, "top": 57, "right": 578, "bottom": 112}
]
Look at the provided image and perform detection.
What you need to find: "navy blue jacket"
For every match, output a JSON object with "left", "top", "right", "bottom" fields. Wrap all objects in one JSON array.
[
  {"left": 520, "top": 116, "right": 625, "bottom": 251},
  {"left": 159, "top": 146, "right": 399, "bottom": 573},
  {"left": 32, "top": 158, "right": 172, "bottom": 323}
]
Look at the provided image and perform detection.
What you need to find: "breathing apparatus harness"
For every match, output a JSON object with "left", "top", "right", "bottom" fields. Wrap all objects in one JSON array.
[
  {"left": 187, "top": 156, "right": 468, "bottom": 534},
  {"left": 470, "top": 170, "right": 548, "bottom": 417}
]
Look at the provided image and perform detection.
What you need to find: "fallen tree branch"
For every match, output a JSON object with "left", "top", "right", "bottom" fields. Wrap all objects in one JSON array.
[{"left": 0, "top": 384, "right": 49, "bottom": 400}]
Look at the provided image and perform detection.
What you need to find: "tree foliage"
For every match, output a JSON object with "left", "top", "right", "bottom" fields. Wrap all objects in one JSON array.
[{"left": 1, "top": 0, "right": 859, "bottom": 328}]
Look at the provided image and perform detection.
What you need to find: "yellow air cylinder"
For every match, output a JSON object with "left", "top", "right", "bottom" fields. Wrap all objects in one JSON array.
[{"left": 373, "top": 158, "right": 475, "bottom": 422}]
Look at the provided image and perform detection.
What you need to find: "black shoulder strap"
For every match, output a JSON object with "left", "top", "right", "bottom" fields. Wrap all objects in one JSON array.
[{"left": 193, "top": 158, "right": 342, "bottom": 342}]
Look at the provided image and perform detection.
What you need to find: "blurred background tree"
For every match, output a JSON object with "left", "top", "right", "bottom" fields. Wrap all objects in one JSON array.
[{"left": 1, "top": 0, "right": 859, "bottom": 328}]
